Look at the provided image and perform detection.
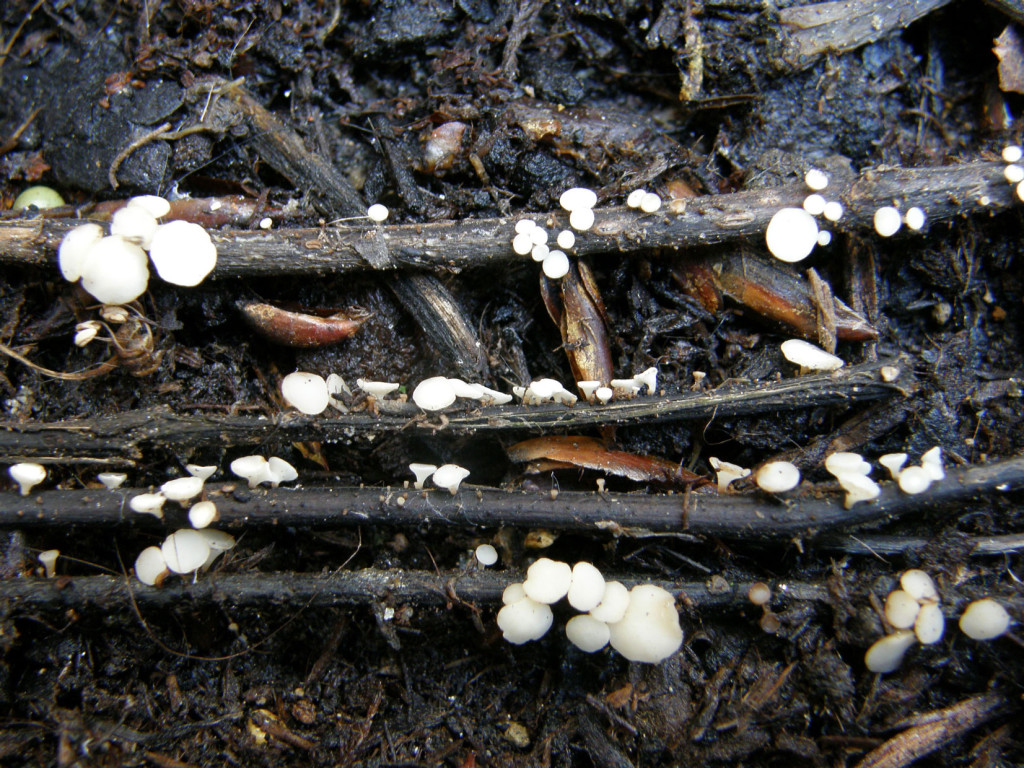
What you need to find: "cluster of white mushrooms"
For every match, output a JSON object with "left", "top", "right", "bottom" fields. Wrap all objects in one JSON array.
[
  {"left": 58, "top": 196, "right": 217, "bottom": 305},
  {"left": 407, "top": 462, "right": 471, "bottom": 494},
  {"left": 497, "top": 557, "right": 683, "bottom": 664},
  {"left": 866, "top": 569, "right": 1012, "bottom": 673},
  {"left": 1000, "top": 144, "right": 1024, "bottom": 202}
]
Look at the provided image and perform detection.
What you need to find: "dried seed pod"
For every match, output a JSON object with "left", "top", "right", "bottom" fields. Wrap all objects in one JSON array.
[
  {"left": 540, "top": 260, "right": 613, "bottom": 386},
  {"left": 238, "top": 301, "right": 366, "bottom": 348}
]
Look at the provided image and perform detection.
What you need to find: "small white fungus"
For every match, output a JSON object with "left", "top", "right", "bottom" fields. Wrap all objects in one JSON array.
[
  {"left": 503, "top": 582, "right": 527, "bottom": 605},
  {"left": 569, "top": 207, "right": 595, "bottom": 231},
  {"left": 567, "top": 562, "right": 606, "bottom": 612},
  {"left": 135, "top": 546, "right": 169, "bottom": 586},
  {"left": 74, "top": 321, "right": 100, "bottom": 347},
  {"left": 626, "top": 189, "right": 646, "bottom": 208},
  {"left": 755, "top": 461, "right": 800, "bottom": 493},
  {"left": 37, "top": 549, "right": 59, "bottom": 578},
  {"left": 1002, "top": 145, "right": 1023, "bottom": 163},
  {"left": 824, "top": 452, "right": 872, "bottom": 478},
  {"left": 198, "top": 528, "right": 236, "bottom": 568},
  {"left": 161, "top": 476, "right": 205, "bottom": 503},
  {"left": 542, "top": 251, "right": 571, "bottom": 280},
  {"left": 595, "top": 386, "right": 613, "bottom": 404},
  {"left": 914, "top": 601, "right": 945, "bottom": 645},
  {"left": 748, "top": 582, "right": 772, "bottom": 607},
  {"left": 838, "top": 473, "right": 880, "bottom": 508},
  {"left": 804, "top": 169, "right": 829, "bottom": 190},
  {"left": 475, "top": 544, "right": 498, "bottom": 566},
  {"left": 281, "top": 372, "right": 330, "bottom": 415},
  {"left": 556, "top": 230, "right": 575, "bottom": 249},
  {"left": 129, "top": 492, "right": 166, "bottom": 518},
  {"left": 58, "top": 223, "right": 104, "bottom": 282},
  {"left": 266, "top": 457, "right": 298, "bottom": 487},
  {"left": 879, "top": 453, "right": 907, "bottom": 479},
  {"left": 79, "top": 236, "right": 150, "bottom": 305},
  {"left": 512, "top": 232, "right": 533, "bottom": 255},
  {"left": 412, "top": 376, "right": 457, "bottom": 411},
  {"left": 1004, "top": 164, "right": 1024, "bottom": 184},
  {"left": 432, "top": 463, "right": 470, "bottom": 494},
  {"left": 515, "top": 219, "right": 536, "bottom": 234},
  {"left": 898, "top": 466, "right": 932, "bottom": 495},
  {"left": 639, "top": 192, "right": 662, "bottom": 213},
  {"left": 127, "top": 195, "right": 171, "bottom": 218},
  {"left": 873, "top": 206, "right": 902, "bottom": 237},
  {"left": 447, "top": 379, "right": 484, "bottom": 400},
  {"left": 523, "top": 558, "right": 573, "bottom": 604},
  {"left": 900, "top": 569, "right": 939, "bottom": 604},
  {"left": 607, "top": 584, "right": 683, "bottom": 664},
  {"left": 559, "top": 187, "right": 598, "bottom": 212},
  {"left": 959, "top": 598, "right": 1010, "bottom": 640},
  {"left": 884, "top": 590, "right": 921, "bottom": 629},
  {"left": 765, "top": 208, "right": 819, "bottom": 262},
  {"left": 409, "top": 463, "right": 438, "bottom": 489},
  {"left": 590, "top": 581, "right": 631, "bottom": 624},
  {"left": 780, "top": 338, "right": 844, "bottom": 373},
  {"left": 260, "top": 217, "right": 275, "bottom": 230},
  {"left": 634, "top": 367, "right": 658, "bottom": 393},
  {"left": 577, "top": 380, "right": 601, "bottom": 401},
  {"left": 496, "top": 596, "right": 553, "bottom": 644},
  {"left": 8, "top": 463, "right": 46, "bottom": 496},
  {"left": 186, "top": 464, "right": 216, "bottom": 480},
  {"left": 817, "top": 230, "right": 832, "bottom": 247},
  {"left": 802, "top": 193, "right": 826, "bottom": 216},
  {"left": 230, "top": 455, "right": 271, "bottom": 488},
  {"left": 97, "top": 472, "right": 127, "bottom": 490},
  {"left": 822, "top": 201, "right": 844, "bottom": 222},
  {"left": 920, "top": 446, "right": 945, "bottom": 480},
  {"left": 566, "top": 615, "right": 611, "bottom": 653},
  {"left": 367, "top": 204, "right": 389, "bottom": 222},
  {"left": 531, "top": 243, "right": 549, "bottom": 262},
  {"left": 189, "top": 500, "right": 219, "bottom": 528},
  {"left": 110, "top": 205, "right": 158, "bottom": 248},
  {"left": 356, "top": 379, "right": 401, "bottom": 397},
  {"left": 148, "top": 220, "right": 218, "bottom": 287},
  {"left": 477, "top": 386, "right": 513, "bottom": 405},
  {"left": 904, "top": 207, "right": 926, "bottom": 231},
  {"left": 709, "top": 457, "right": 750, "bottom": 492},
  {"left": 162, "top": 529, "right": 211, "bottom": 574},
  {"left": 529, "top": 227, "right": 548, "bottom": 245},
  {"left": 864, "top": 630, "right": 916, "bottom": 673}
]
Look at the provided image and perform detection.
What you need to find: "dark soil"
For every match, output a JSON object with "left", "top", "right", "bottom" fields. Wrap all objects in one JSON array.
[{"left": 1, "top": 1, "right": 1023, "bottom": 766}]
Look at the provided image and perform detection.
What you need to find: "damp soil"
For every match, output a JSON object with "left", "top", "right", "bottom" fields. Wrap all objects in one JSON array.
[{"left": 1, "top": 1, "right": 1024, "bottom": 766}]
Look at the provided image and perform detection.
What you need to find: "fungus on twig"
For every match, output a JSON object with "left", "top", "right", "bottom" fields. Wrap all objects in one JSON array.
[{"left": 8, "top": 462, "right": 46, "bottom": 496}]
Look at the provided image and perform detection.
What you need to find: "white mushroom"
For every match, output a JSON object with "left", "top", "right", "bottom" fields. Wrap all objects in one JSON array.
[
  {"left": 230, "top": 455, "right": 272, "bottom": 488},
  {"left": 356, "top": 379, "right": 401, "bottom": 397},
  {"left": 824, "top": 452, "right": 872, "bottom": 478},
  {"left": 266, "top": 457, "right": 298, "bottom": 487},
  {"left": 110, "top": 205, "right": 158, "bottom": 248},
  {"left": 542, "top": 250, "right": 570, "bottom": 280},
  {"left": 134, "top": 546, "right": 170, "bottom": 586},
  {"left": 523, "top": 558, "right": 572, "bottom": 604},
  {"left": 559, "top": 187, "right": 597, "bottom": 212},
  {"left": 914, "top": 601, "right": 945, "bottom": 645},
  {"left": 755, "top": 461, "right": 800, "bottom": 493},
  {"left": 634, "top": 367, "right": 658, "bottom": 394},
  {"left": 607, "top": 585, "right": 683, "bottom": 663},
  {"left": 838, "top": 473, "right": 880, "bottom": 508},
  {"left": 898, "top": 466, "right": 932, "bottom": 495},
  {"left": 884, "top": 590, "right": 921, "bottom": 629},
  {"left": 432, "top": 463, "right": 470, "bottom": 494},
  {"left": 765, "top": 208, "right": 818, "bottom": 262},
  {"left": 147, "top": 220, "right": 218, "bottom": 287},
  {"left": 804, "top": 169, "right": 829, "bottom": 190},
  {"left": 475, "top": 544, "right": 498, "bottom": 566},
  {"left": 37, "top": 549, "right": 59, "bottom": 578},
  {"left": 188, "top": 500, "right": 219, "bottom": 528},
  {"left": 58, "top": 223, "right": 104, "bottom": 282},
  {"left": 709, "top": 457, "right": 750, "bottom": 492},
  {"left": 129, "top": 492, "right": 166, "bottom": 518},
  {"left": 780, "top": 339, "right": 844, "bottom": 373},
  {"left": 496, "top": 596, "right": 553, "bottom": 644},
  {"left": 959, "top": 598, "right": 1011, "bottom": 640},
  {"left": 162, "top": 529, "right": 211, "bottom": 574},
  {"left": 568, "top": 207, "right": 595, "bottom": 231},
  {"left": 160, "top": 476, "right": 205, "bottom": 503},
  {"left": 126, "top": 195, "right": 171, "bottom": 218},
  {"left": 186, "top": 464, "right": 217, "bottom": 480},
  {"left": 567, "top": 562, "right": 606, "bottom": 612},
  {"left": 97, "top": 472, "right": 127, "bottom": 490},
  {"left": 590, "top": 581, "right": 631, "bottom": 624},
  {"left": 566, "top": 615, "right": 611, "bottom": 653},
  {"left": 878, "top": 453, "right": 907, "bottom": 479},
  {"left": 412, "top": 376, "right": 457, "bottom": 411},
  {"left": 79, "top": 236, "right": 150, "bottom": 305},
  {"left": 8, "top": 462, "right": 46, "bottom": 496},
  {"left": 864, "top": 630, "right": 916, "bottom": 673},
  {"left": 502, "top": 582, "right": 527, "bottom": 605},
  {"left": 873, "top": 206, "right": 902, "bottom": 237},
  {"left": 639, "top": 192, "right": 662, "bottom": 213},
  {"left": 281, "top": 372, "right": 330, "bottom": 415},
  {"left": 409, "top": 463, "right": 438, "bottom": 490},
  {"left": 366, "top": 203, "right": 389, "bottom": 222},
  {"left": 900, "top": 569, "right": 939, "bottom": 603},
  {"left": 577, "top": 380, "right": 601, "bottom": 401},
  {"left": 920, "top": 446, "right": 945, "bottom": 480}
]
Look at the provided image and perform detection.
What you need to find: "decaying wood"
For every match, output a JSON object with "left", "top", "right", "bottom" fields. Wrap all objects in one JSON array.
[
  {"left": 2, "top": 456, "right": 1021, "bottom": 540},
  {"left": 0, "top": 162, "right": 1012, "bottom": 277},
  {"left": 0, "top": 358, "right": 907, "bottom": 462}
]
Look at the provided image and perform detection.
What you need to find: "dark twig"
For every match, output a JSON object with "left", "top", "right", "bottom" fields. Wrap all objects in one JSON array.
[
  {"left": 2, "top": 456, "right": 1022, "bottom": 540},
  {"left": 0, "top": 162, "right": 1012, "bottom": 276},
  {"left": 0, "top": 358, "right": 907, "bottom": 462}
]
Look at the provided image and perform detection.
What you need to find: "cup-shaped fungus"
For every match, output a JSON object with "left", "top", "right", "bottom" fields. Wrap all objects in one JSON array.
[
  {"left": 755, "top": 461, "right": 800, "bottom": 493},
  {"left": 58, "top": 223, "right": 104, "bottom": 282},
  {"left": 765, "top": 208, "right": 819, "bottom": 263},
  {"left": 189, "top": 500, "right": 219, "bottom": 528},
  {"left": 838, "top": 473, "right": 880, "bottom": 508},
  {"left": 523, "top": 558, "right": 572, "bottom": 604},
  {"left": 780, "top": 339, "right": 844, "bottom": 373},
  {"left": 607, "top": 585, "right": 683, "bottom": 663},
  {"left": 97, "top": 472, "right": 127, "bottom": 490},
  {"left": 267, "top": 457, "right": 298, "bottom": 487},
  {"left": 230, "top": 455, "right": 272, "bottom": 488},
  {"left": 709, "top": 457, "right": 750, "bottom": 492},
  {"left": 496, "top": 596, "right": 554, "bottom": 644},
  {"left": 147, "top": 220, "right": 218, "bottom": 286},
  {"left": 590, "top": 581, "right": 631, "bottom": 624},
  {"left": 879, "top": 453, "right": 907, "bottom": 479},
  {"left": 567, "top": 562, "right": 606, "bottom": 612},
  {"left": 197, "top": 528, "right": 236, "bottom": 568},
  {"left": 824, "top": 452, "right": 872, "bottom": 478},
  {"left": 186, "top": 464, "right": 217, "bottom": 480},
  {"left": 409, "top": 463, "right": 438, "bottom": 490},
  {"left": 959, "top": 598, "right": 1010, "bottom": 640},
  {"left": 129, "top": 492, "right": 166, "bottom": 518},
  {"left": 412, "top": 376, "right": 457, "bottom": 411},
  {"left": 432, "top": 464, "right": 470, "bottom": 494},
  {"left": 914, "top": 601, "right": 945, "bottom": 644},
  {"left": 110, "top": 205, "right": 158, "bottom": 248},
  {"left": 503, "top": 582, "right": 527, "bottom": 605},
  {"left": 898, "top": 466, "right": 932, "bottom": 494},
  {"left": 9, "top": 462, "right": 46, "bottom": 496},
  {"left": 900, "top": 569, "right": 939, "bottom": 603},
  {"left": 920, "top": 446, "right": 945, "bottom": 480},
  {"left": 281, "top": 372, "right": 330, "bottom": 415},
  {"left": 566, "top": 615, "right": 611, "bottom": 652},
  {"left": 884, "top": 590, "right": 920, "bottom": 629},
  {"left": 864, "top": 630, "right": 916, "bottom": 673},
  {"left": 134, "top": 546, "right": 170, "bottom": 586},
  {"left": 162, "top": 529, "right": 211, "bottom": 574},
  {"left": 37, "top": 549, "right": 59, "bottom": 578},
  {"left": 748, "top": 582, "right": 772, "bottom": 607},
  {"left": 79, "top": 236, "right": 150, "bottom": 305},
  {"left": 161, "top": 476, "right": 205, "bottom": 503},
  {"left": 126, "top": 195, "right": 171, "bottom": 218},
  {"left": 475, "top": 544, "right": 498, "bottom": 566},
  {"left": 356, "top": 379, "right": 401, "bottom": 398}
]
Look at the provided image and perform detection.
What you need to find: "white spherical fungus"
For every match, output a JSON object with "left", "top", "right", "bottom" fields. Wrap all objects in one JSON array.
[
  {"left": 8, "top": 462, "right": 46, "bottom": 496},
  {"left": 148, "top": 220, "right": 217, "bottom": 287},
  {"left": 189, "top": 500, "right": 219, "bottom": 528},
  {"left": 512, "top": 232, "right": 534, "bottom": 255},
  {"left": 129, "top": 492, "right": 166, "bottom": 518},
  {"left": 161, "top": 476, "right": 204, "bottom": 503},
  {"left": 409, "top": 463, "right": 438, "bottom": 490},
  {"left": 523, "top": 558, "right": 573, "bottom": 604},
  {"left": 802, "top": 193, "right": 826, "bottom": 216},
  {"left": 412, "top": 376, "right": 457, "bottom": 411},
  {"left": 531, "top": 243, "right": 549, "bottom": 262},
  {"left": 607, "top": 585, "right": 683, "bottom": 663},
  {"left": 884, "top": 590, "right": 921, "bottom": 629},
  {"left": 864, "top": 630, "right": 916, "bottom": 673},
  {"left": 497, "top": 596, "right": 554, "bottom": 644},
  {"left": 780, "top": 338, "right": 844, "bottom": 373},
  {"left": 626, "top": 189, "right": 646, "bottom": 208},
  {"left": 515, "top": 218, "right": 537, "bottom": 234},
  {"left": 230, "top": 455, "right": 272, "bottom": 488},
  {"left": 127, "top": 195, "right": 171, "bottom": 218},
  {"left": 559, "top": 187, "right": 597, "bottom": 212},
  {"left": 367, "top": 203, "right": 389, "bottom": 222},
  {"left": 97, "top": 472, "right": 127, "bottom": 490},
  {"left": 475, "top": 544, "right": 498, "bottom": 566},
  {"left": 900, "top": 569, "right": 939, "bottom": 603},
  {"left": 79, "top": 236, "right": 150, "bottom": 305},
  {"left": 1002, "top": 145, "right": 1023, "bottom": 163},
  {"left": 822, "top": 201, "right": 844, "bottom": 221},
  {"left": 13, "top": 185, "right": 65, "bottom": 210},
  {"left": 898, "top": 466, "right": 931, "bottom": 495},
  {"left": 529, "top": 227, "right": 548, "bottom": 245},
  {"left": 904, "top": 207, "right": 926, "bottom": 231},
  {"left": 567, "top": 562, "right": 606, "bottom": 612},
  {"left": 58, "top": 223, "right": 104, "bottom": 282},
  {"left": 556, "top": 230, "right": 575, "bottom": 249},
  {"left": 639, "top": 192, "right": 662, "bottom": 213},
  {"left": 817, "top": 230, "right": 832, "bottom": 247},
  {"left": 755, "top": 461, "right": 800, "bottom": 493},
  {"left": 914, "top": 601, "right": 945, "bottom": 644},
  {"left": 569, "top": 207, "right": 595, "bottom": 231},
  {"left": 959, "top": 598, "right": 1010, "bottom": 640},
  {"left": 135, "top": 546, "right": 170, "bottom": 586},
  {"left": 186, "top": 464, "right": 217, "bottom": 480},
  {"left": 281, "top": 372, "right": 330, "bottom": 415},
  {"left": 110, "top": 205, "right": 158, "bottom": 248},
  {"left": 804, "top": 169, "right": 829, "bottom": 190},
  {"left": 1004, "top": 164, "right": 1024, "bottom": 184},
  {"left": 542, "top": 250, "right": 570, "bottom": 279},
  {"left": 566, "top": 615, "right": 611, "bottom": 653},
  {"left": 590, "top": 581, "right": 631, "bottom": 624},
  {"left": 432, "top": 463, "right": 470, "bottom": 494},
  {"left": 765, "top": 207, "right": 819, "bottom": 263},
  {"left": 873, "top": 206, "right": 902, "bottom": 237},
  {"left": 162, "top": 529, "right": 211, "bottom": 574}
]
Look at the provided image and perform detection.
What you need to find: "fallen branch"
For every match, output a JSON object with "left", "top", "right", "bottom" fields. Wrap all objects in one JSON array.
[
  {"left": 0, "top": 358, "right": 906, "bottom": 462},
  {"left": 0, "top": 162, "right": 1012, "bottom": 277},
  {"left": 3, "top": 456, "right": 1022, "bottom": 540}
]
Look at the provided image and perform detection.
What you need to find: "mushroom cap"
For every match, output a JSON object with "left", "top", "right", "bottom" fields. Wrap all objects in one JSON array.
[
  {"left": 755, "top": 461, "right": 801, "bottom": 493},
  {"left": 127, "top": 195, "right": 171, "bottom": 218},
  {"left": 356, "top": 379, "right": 401, "bottom": 397},
  {"left": 366, "top": 203, "right": 389, "bottom": 222},
  {"left": 780, "top": 339, "right": 844, "bottom": 372},
  {"left": 900, "top": 569, "right": 939, "bottom": 603},
  {"left": 129, "top": 492, "right": 166, "bottom": 518},
  {"left": 804, "top": 169, "right": 829, "bottom": 190},
  {"left": 878, "top": 453, "right": 908, "bottom": 479},
  {"left": 898, "top": 466, "right": 932, "bottom": 494},
  {"left": 765, "top": 207, "right": 818, "bottom": 262},
  {"left": 590, "top": 581, "right": 631, "bottom": 624},
  {"left": 58, "top": 223, "right": 104, "bottom": 282},
  {"left": 97, "top": 472, "right": 127, "bottom": 489},
  {"left": 873, "top": 206, "right": 902, "bottom": 237},
  {"left": 502, "top": 582, "right": 527, "bottom": 605},
  {"left": 160, "top": 475, "right": 205, "bottom": 502},
  {"left": 267, "top": 457, "right": 298, "bottom": 485},
  {"left": 186, "top": 464, "right": 217, "bottom": 480},
  {"left": 230, "top": 455, "right": 271, "bottom": 487},
  {"left": 559, "top": 187, "right": 597, "bottom": 212},
  {"left": 959, "top": 598, "right": 1010, "bottom": 640},
  {"left": 568, "top": 207, "right": 595, "bottom": 231},
  {"left": 135, "top": 546, "right": 169, "bottom": 586},
  {"left": 864, "top": 630, "right": 916, "bottom": 673},
  {"left": 542, "top": 250, "right": 570, "bottom": 279},
  {"left": 188, "top": 500, "right": 219, "bottom": 528},
  {"left": 79, "top": 236, "right": 150, "bottom": 305},
  {"left": 412, "top": 376, "right": 457, "bottom": 411},
  {"left": 162, "top": 529, "right": 211, "bottom": 574},
  {"left": 639, "top": 192, "right": 662, "bottom": 213},
  {"left": 148, "top": 220, "right": 218, "bottom": 287},
  {"left": 914, "top": 601, "right": 945, "bottom": 644},
  {"left": 824, "top": 452, "right": 872, "bottom": 478},
  {"left": 110, "top": 205, "right": 158, "bottom": 248},
  {"left": 748, "top": 582, "right": 772, "bottom": 607},
  {"left": 566, "top": 615, "right": 611, "bottom": 653},
  {"left": 496, "top": 596, "right": 553, "bottom": 644},
  {"left": 409, "top": 463, "right": 438, "bottom": 488},
  {"left": 9, "top": 462, "right": 46, "bottom": 495},
  {"left": 523, "top": 558, "right": 572, "bottom": 604},
  {"left": 281, "top": 372, "right": 330, "bottom": 415},
  {"left": 884, "top": 590, "right": 921, "bottom": 629},
  {"left": 608, "top": 585, "right": 683, "bottom": 663},
  {"left": 475, "top": 544, "right": 498, "bottom": 566},
  {"left": 838, "top": 473, "right": 880, "bottom": 508},
  {"left": 432, "top": 463, "right": 470, "bottom": 494},
  {"left": 567, "top": 561, "right": 606, "bottom": 612}
]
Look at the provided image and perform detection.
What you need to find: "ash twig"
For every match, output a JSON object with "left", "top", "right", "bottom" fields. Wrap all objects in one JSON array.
[{"left": 0, "top": 358, "right": 907, "bottom": 462}]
